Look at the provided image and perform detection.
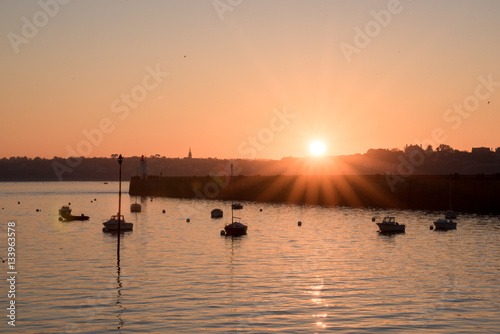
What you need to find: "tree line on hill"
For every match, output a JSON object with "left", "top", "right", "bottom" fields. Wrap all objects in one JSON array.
[{"left": 1, "top": 145, "right": 499, "bottom": 181}]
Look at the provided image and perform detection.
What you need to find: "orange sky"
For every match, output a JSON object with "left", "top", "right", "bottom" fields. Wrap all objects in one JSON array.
[{"left": 1, "top": 1, "right": 499, "bottom": 159}]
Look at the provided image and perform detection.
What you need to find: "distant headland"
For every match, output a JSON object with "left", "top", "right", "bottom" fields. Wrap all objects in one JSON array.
[{"left": 1, "top": 145, "right": 499, "bottom": 181}]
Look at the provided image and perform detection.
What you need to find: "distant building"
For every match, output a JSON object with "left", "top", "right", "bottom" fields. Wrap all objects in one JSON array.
[
  {"left": 471, "top": 147, "right": 492, "bottom": 155},
  {"left": 188, "top": 147, "right": 192, "bottom": 159},
  {"left": 140, "top": 155, "right": 147, "bottom": 179}
]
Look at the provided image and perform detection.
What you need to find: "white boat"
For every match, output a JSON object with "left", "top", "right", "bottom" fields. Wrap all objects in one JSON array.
[
  {"left": 211, "top": 208, "right": 223, "bottom": 218},
  {"left": 434, "top": 218, "right": 457, "bottom": 230},
  {"left": 376, "top": 217, "right": 405, "bottom": 233},
  {"left": 102, "top": 215, "right": 133, "bottom": 232}
]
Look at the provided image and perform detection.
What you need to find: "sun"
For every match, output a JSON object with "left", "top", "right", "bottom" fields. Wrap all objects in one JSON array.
[{"left": 309, "top": 141, "right": 326, "bottom": 156}]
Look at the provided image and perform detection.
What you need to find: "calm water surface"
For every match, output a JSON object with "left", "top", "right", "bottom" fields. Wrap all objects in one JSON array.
[{"left": 0, "top": 182, "right": 499, "bottom": 333}]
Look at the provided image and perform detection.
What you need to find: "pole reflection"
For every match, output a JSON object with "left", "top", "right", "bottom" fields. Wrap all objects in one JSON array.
[{"left": 115, "top": 258, "right": 125, "bottom": 331}]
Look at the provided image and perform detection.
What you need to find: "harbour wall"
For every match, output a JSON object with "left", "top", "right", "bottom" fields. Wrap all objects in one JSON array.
[{"left": 129, "top": 175, "right": 500, "bottom": 213}]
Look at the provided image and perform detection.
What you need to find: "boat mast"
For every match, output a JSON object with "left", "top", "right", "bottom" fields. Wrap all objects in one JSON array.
[
  {"left": 117, "top": 154, "right": 123, "bottom": 259},
  {"left": 231, "top": 164, "right": 234, "bottom": 223}
]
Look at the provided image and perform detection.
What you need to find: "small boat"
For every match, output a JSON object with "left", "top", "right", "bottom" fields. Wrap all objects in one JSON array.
[
  {"left": 130, "top": 203, "right": 142, "bottom": 212},
  {"left": 58, "top": 205, "right": 89, "bottom": 221},
  {"left": 211, "top": 208, "right": 223, "bottom": 218},
  {"left": 225, "top": 216, "right": 247, "bottom": 236},
  {"left": 65, "top": 213, "right": 90, "bottom": 221},
  {"left": 434, "top": 218, "right": 457, "bottom": 231},
  {"left": 224, "top": 164, "right": 247, "bottom": 236},
  {"left": 444, "top": 210, "right": 457, "bottom": 220},
  {"left": 376, "top": 216, "right": 405, "bottom": 233},
  {"left": 232, "top": 203, "right": 243, "bottom": 210},
  {"left": 102, "top": 215, "right": 133, "bottom": 232}
]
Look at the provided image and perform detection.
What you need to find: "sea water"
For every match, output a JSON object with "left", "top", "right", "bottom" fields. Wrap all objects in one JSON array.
[{"left": 0, "top": 182, "right": 499, "bottom": 333}]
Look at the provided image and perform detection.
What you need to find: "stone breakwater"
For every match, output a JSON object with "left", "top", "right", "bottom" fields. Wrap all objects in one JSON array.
[{"left": 129, "top": 175, "right": 500, "bottom": 213}]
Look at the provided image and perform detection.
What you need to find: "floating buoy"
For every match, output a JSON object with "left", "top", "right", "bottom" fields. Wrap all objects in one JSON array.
[
  {"left": 220, "top": 230, "right": 226, "bottom": 236},
  {"left": 162, "top": 210, "right": 166, "bottom": 213},
  {"left": 68, "top": 202, "right": 71, "bottom": 205},
  {"left": 36, "top": 209, "right": 39, "bottom": 212},
  {"left": 259, "top": 209, "right": 263, "bottom": 212},
  {"left": 430, "top": 225, "right": 434, "bottom": 230},
  {"left": 298, "top": 221, "right": 302, "bottom": 226},
  {"left": 186, "top": 218, "right": 190, "bottom": 222},
  {"left": 94, "top": 198, "right": 96, "bottom": 201},
  {"left": 91, "top": 201, "right": 93, "bottom": 203},
  {"left": 372, "top": 217, "right": 376, "bottom": 222},
  {"left": 18, "top": 201, "right": 20, "bottom": 204}
]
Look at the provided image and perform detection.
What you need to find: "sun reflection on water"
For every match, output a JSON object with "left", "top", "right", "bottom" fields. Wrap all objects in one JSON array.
[{"left": 308, "top": 281, "right": 329, "bottom": 329}]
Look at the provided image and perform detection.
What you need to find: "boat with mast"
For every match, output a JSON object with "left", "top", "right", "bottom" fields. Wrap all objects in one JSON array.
[
  {"left": 103, "top": 155, "right": 133, "bottom": 232},
  {"left": 433, "top": 218, "right": 457, "bottom": 230},
  {"left": 224, "top": 164, "right": 247, "bottom": 236},
  {"left": 433, "top": 177, "right": 458, "bottom": 230}
]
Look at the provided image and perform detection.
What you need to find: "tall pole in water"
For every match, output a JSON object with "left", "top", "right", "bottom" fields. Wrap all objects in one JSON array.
[
  {"left": 117, "top": 154, "right": 123, "bottom": 259},
  {"left": 230, "top": 164, "right": 234, "bottom": 223}
]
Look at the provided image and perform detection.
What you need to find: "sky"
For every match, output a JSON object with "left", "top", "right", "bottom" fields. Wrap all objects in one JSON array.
[{"left": 1, "top": 0, "right": 499, "bottom": 160}]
